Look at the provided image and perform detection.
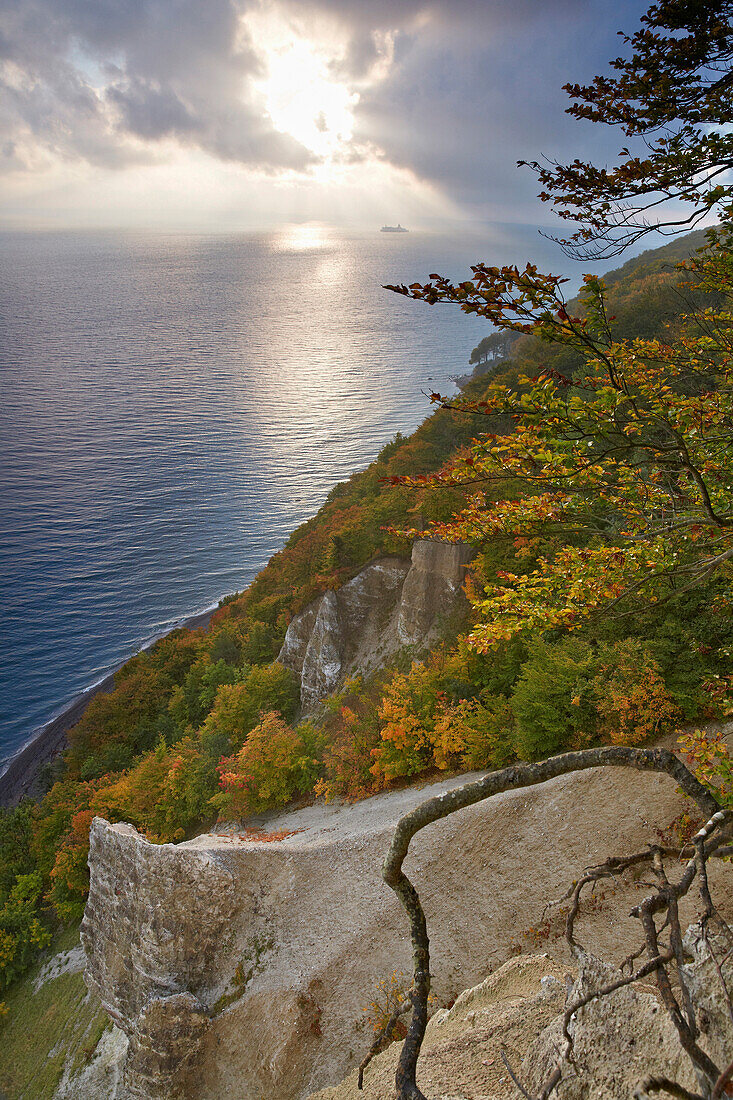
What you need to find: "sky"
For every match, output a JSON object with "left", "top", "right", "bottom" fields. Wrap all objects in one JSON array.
[{"left": 0, "top": 0, "right": 651, "bottom": 231}]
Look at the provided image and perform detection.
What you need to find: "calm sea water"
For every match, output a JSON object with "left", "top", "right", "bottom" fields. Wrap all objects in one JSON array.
[{"left": 0, "top": 224, "right": 581, "bottom": 770}]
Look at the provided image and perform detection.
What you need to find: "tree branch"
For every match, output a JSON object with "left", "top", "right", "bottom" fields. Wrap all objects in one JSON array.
[{"left": 381, "top": 746, "right": 721, "bottom": 1099}]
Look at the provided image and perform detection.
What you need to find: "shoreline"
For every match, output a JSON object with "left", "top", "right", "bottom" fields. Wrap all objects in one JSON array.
[{"left": 0, "top": 606, "right": 217, "bottom": 809}]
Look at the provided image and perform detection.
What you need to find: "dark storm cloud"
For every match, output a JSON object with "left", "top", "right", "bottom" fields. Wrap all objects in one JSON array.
[{"left": 0, "top": 0, "right": 649, "bottom": 218}]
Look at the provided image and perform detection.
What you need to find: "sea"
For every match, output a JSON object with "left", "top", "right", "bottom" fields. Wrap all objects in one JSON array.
[{"left": 0, "top": 223, "right": 584, "bottom": 773}]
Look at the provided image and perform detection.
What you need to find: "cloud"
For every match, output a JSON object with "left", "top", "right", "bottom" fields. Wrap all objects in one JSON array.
[
  {"left": 0, "top": 0, "right": 315, "bottom": 173},
  {"left": 0, "top": 0, "right": 651, "bottom": 226},
  {"left": 316, "top": 0, "right": 649, "bottom": 223}
]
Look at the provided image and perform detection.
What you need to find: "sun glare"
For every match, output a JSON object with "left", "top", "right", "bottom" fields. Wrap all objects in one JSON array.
[
  {"left": 246, "top": 11, "right": 358, "bottom": 160},
  {"left": 274, "top": 223, "right": 331, "bottom": 251}
]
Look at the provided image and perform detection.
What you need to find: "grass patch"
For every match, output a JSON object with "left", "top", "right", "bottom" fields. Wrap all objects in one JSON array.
[{"left": 0, "top": 926, "right": 108, "bottom": 1100}]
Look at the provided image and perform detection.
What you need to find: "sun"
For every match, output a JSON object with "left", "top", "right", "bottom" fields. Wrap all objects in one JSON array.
[{"left": 246, "top": 12, "right": 359, "bottom": 160}]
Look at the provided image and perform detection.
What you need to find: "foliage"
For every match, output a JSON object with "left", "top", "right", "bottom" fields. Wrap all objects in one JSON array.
[
  {"left": 387, "top": 227, "right": 733, "bottom": 656},
  {"left": 521, "top": 0, "right": 733, "bottom": 257},
  {"left": 64, "top": 655, "right": 189, "bottom": 779},
  {"left": 451, "top": 696, "right": 515, "bottom": 771},
  {"left": 0, "top": 873, "right": 51, "bottom": 990},
  {"left": 510, "top": 638, "right": 599, "bottom": 760},
  {"left": 469, "top": 332, "right": 515, "bottom": 372},
  {"left": 316, "top": 696, "right": 383, "bottom": 802},
  {"left": 371, "top": 651, "right": 516, "bottom": 781},
  {"left": 169, "top": 657, "right": 239, "bottom": 730},
  {"left": 592, "top": 638, "right": 680, "bottom": 746},
  {"left": 510, "top": 636, "right": 680, "bottom": 760},
  {"left": 364, "top": 970, "right": 411, "bottom": 1042},
  {"left": 0, "top": 804, "right": 36, "bottom": 901},
  {"left": 213, "top": 713, "right": 324, "bottom": 816},
  {"left": 198, "top": 663, "right": 300, "bottom": 753},
  {"left": 45, "top": 811, "right": 94, "bottom": 924},
  {"left": 373, "top": 662, "right": 445, "bottom": 782},
  {"left": 678, "top": 726, "right": 733, "bottom": 806},
  {"left": 92, "top": 736, "right": 209, "bottom": 843}
]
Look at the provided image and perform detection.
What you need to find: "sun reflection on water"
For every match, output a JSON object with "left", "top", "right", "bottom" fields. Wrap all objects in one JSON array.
[{"left": 273, "top": 222, "right": 332, "bottom": 252}]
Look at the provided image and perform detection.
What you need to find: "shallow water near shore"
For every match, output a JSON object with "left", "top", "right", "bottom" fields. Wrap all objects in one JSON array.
[{"left": 0, "top": 223, "right": 583, "bottom": 772}]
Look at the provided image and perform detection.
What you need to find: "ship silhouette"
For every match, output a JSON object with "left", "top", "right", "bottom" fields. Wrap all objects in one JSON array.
[{"left": 380, "top": 223, "right": 408, "bottom": 233}]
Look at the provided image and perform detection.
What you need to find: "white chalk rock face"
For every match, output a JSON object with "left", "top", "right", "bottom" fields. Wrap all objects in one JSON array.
[
  {"left": 300, "top": 590, "right": 343, "bottom": 707},
  {"left": 397, "top": 540, "right": 475, "bottom": 646},
  {"left": 81, "top": 763, "right": 705, "bottom": 1100},
  {"left": 81, "top": 819, "right": 240, "bottom": 1100},
  {"left": 680, "top": 922, "right": 733, "bottom": 1073},
  {"left": 522, "top": 949, "right": 699, "bottom": 1099},
  {"left": 278, "top": 596, "right": 324, "bottom": 677},
  {"left": 277, "top": 541, "right": 472, "bottom": 710}
]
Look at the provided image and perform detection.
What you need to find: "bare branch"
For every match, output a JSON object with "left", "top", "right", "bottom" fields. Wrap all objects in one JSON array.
[
  {"left": 358, "top": 995, "right": 413, "bottom": 1090},
  {"left": 381, "top": 746, "right": 722, "bottom": 1099},
  {"left": 500, "top": 1047, "right": 540, "bottom": 1100},
  {"left": 637, "top": 1077, "right": 704, "bottom": 1100},
  {"left": 712, "top": 1057, "right": 733, "bottom": 1099}
]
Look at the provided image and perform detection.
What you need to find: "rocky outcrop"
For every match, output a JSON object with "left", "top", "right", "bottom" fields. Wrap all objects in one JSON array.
[
  {"left": 300, "top": 589, "right": 346, "bottom": 705},
  {"left": 277, "top": 540, "right": 473, "bottom": 708},
  {"left": 81, "top": 760, "right": 732, "bottom": 1100},
  {"left": 124, "top": 993, "right": 210, "bottom": 1100},
  {"left": 522, "top": 923, "right": 733, "bottom": 1098},
  {"left": 522, "top": 950, "right": 698, "bottom": 1098},
  {"left": 679, "top": 921, "right": 733, "bottom": 1074},
  {"left": 277, "top": 598, "right": 323, "bottom": 678},
  {"left": 278, "top": 557, "right": 410, "bottom": 708},
  {"left": 81, "top": 819, "right": 241, "bottom": 1100},
  {"left": 397, "top": 539, "right": 474, "bottom": 645},
  {"left": 82, "top": 821, "right": 240, "bottom": 1021},
  {"left": 310, "top": 953, "right": 569, "bottom": 1100},
  {"left": 313, "top": 932, "right": 733, "bottom": 1100}
]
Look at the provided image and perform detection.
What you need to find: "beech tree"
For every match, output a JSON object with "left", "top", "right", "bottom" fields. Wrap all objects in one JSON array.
[
  {"left": 520, "top": 0, "right": 733, "bottom": 258},
  {"left": 371, "top": 3, "right": 733, "bottom": 1099},
  {"left": 386, "top": 231, "right": 733, "bottom": 651}
]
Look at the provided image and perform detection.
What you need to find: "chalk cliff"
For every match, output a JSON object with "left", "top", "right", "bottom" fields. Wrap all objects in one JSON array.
[
  {"left": 77, "top": 760, "right": 730, "bottom": 1100},
  {"left": 277, "top": 540, "right": 474, "bottom": 708}
]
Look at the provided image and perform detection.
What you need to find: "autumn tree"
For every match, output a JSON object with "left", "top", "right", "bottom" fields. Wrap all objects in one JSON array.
[
  {"left": 212, "top": 712, "right": 323, "bottom": 816},
  {"left": 520, "top": 0, "right": 733, "bottom": 257},
  {"left": 387, "top": 229, "right": 733, "bottom": 651},
  {"left": 374, "top": 4, "right": 733, "bottom": 1098},
  {"left": 468, "top": 332, "right": 513, "bottom": 369}
]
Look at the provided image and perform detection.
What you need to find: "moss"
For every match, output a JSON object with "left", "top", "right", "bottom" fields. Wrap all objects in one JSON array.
[
  {"left": 0, "top": 926, "right": 108, "bottom": 1100},
  {"left": 67, "top": 1012, "right": 111, "bottom": 1080},
  {"left": 211, "top": 933, "right": 274, "bottom": 1017}
]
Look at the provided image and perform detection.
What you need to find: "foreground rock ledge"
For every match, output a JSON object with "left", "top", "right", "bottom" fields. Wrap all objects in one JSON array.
[
  {"left": 81, "top": 764, "right": 731, "bottom": 1100},
  {"left": 313, "top": 932, "right": 733, "bottom": 1100}
]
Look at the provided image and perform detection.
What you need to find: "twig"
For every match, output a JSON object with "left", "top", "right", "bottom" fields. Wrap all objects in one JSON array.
[
  {"left": 562, "top": 949, "right": 674, "bottom": 1049},
  {"left": 501, "top": 1047, "right": 539, "bottom": 1100},
  {"left": 634, "top": 838, "right": 723, "bottom": 1086},
  {"left": 712, "top": 1057, "right": 733, "bottom": 1099},
  {"left": 638, "top": 1077, "right": 704, "bottom": 1099},
  {"left": 702, "top": 928, "right": 733, "bottom": 1031},
  {"left": 380, "top": 746, "right": 721, "bottom": 1100},
  {"left": 358, "top": 995, "right": 413, "bottom": 1089}
]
